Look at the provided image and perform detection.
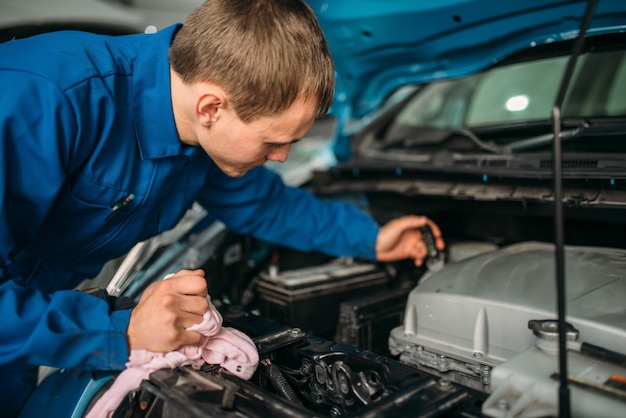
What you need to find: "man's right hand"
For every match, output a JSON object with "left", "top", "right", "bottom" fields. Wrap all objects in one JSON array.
[{"left": 126, "top": 269, "right": 209, "bottom": 353}]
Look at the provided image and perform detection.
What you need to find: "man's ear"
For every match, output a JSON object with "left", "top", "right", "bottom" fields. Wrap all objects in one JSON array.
[{"left": 196, "top": 86, "right": 227, "bottom": 127}]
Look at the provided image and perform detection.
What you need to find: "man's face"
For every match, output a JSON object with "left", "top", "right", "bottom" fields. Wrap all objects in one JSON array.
[{"left": 197, "top": 96, "right": 318, "bottom": 178}]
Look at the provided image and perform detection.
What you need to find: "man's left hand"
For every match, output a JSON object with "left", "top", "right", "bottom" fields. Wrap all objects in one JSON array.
[{"left": 375, "top": 215, "right": 445, "bottom": 266}]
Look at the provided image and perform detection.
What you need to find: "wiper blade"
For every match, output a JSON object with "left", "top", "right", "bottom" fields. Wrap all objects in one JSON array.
[
  {"left": 384, "top": 128, "right": 503, "bottom": 153},
  {"left": 384, "top": 127, "right": 584, "bottom": 155}
]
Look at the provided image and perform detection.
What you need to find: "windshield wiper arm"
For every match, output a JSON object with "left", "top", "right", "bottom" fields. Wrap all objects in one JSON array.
[
  {"left": 503, "top": 128, "right": 581, "bottom": 153},
  {"left": 387, "top": 128, "right": 504, "bottom": 153},
  {"left": 383, "top": 126, "right": 583, "bottom": 155}
]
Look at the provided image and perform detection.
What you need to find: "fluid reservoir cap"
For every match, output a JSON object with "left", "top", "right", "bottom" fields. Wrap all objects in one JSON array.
[{"left": 528, "top": 319, "right": 580, "bottom": 342}]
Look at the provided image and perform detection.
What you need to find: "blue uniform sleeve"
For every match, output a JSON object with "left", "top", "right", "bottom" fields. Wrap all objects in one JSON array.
[
  {"left": 0, "top": 281, "right": 131, "bottom": 370},
  {"left": 197, "top": 165, "right": 380, "bottom": 260},
  {"left": 0, "top": 70, "right": 130, "bottom": 370}
]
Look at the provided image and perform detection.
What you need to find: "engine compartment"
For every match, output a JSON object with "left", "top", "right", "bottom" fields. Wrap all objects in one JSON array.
[
  {"left": 21, "top": 188, "right": 626, "bottom": 417},
  {"left": 97, "top": 314, "right": 487, "bottom": 417}
]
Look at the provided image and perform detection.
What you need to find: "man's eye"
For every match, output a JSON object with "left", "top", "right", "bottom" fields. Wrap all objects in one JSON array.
[{"left": 268, "top": 143, "right": 285, "bottom": 150}]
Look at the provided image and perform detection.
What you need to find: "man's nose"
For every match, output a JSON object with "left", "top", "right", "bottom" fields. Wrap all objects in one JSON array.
[{"left": 266, "top": 145, "right": 291, "bottom": 163}]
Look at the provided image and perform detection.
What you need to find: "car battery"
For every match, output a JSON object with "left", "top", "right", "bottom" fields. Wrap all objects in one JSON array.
[
  {"left": 334, "top": 285, "right": 413, "bottom": 355},
  {"left": 256, "top": 258, "right": 389, "bottom": 339}
]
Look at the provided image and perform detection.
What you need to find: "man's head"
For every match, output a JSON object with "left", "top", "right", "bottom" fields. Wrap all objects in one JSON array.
[{"left": 169, "top": 0, "right": 335, "bottom": 123}]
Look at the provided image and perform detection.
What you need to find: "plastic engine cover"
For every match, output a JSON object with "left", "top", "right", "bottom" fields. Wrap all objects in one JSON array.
[{"left": 389, "top": 241, "right": 626, "bottom": 386}]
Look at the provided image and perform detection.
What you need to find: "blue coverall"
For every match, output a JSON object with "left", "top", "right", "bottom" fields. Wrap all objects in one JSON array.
[{"left": 0, "top": 25, "right": 379, "bottom": 416}]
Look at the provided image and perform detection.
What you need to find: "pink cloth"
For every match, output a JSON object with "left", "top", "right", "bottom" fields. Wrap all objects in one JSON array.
[{"left": 85, "top": 280, "right": 259, "bottom": 418}]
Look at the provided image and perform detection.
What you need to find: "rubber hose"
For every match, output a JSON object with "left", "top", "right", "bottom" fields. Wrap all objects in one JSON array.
[{"left": 266, "top": 363, "right": 302, "bottom": 405}]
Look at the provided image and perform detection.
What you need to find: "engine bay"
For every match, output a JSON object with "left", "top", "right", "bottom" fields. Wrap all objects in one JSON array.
[
  {"left": 93, "top": 314, "right": 488, "bottom": 418},
  {"left": 21, "top": 195, "right": 626, "bottom": 418}
]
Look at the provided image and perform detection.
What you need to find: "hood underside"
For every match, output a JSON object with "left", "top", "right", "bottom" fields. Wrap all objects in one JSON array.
[{"left": 307, "top": 0, "right": 626, "bottom": 120}]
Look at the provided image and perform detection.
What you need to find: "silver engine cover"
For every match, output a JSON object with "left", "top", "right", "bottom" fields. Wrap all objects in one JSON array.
[{"left": 389, "top": 241, "right": 626, "bottom": 391}]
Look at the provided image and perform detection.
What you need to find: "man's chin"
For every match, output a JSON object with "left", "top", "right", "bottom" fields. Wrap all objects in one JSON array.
[
  {"left": 220, "top": 167, "right": 249, "bottom": 178},
  {"left": 229, "top": 171, "right": 248, "bottom": 178}
]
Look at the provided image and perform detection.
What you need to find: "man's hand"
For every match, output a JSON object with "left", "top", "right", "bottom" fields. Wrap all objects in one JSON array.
[
  {"left": 127, "top": 269, "right": 209, "bottom": 353},
  {"left": 375, "top": 215, "right": 445, "bottom": 266}
]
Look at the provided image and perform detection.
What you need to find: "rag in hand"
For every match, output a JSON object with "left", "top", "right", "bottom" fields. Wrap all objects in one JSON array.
[{"left": 85, "top": 276, "right": 259, "bottom": 418}]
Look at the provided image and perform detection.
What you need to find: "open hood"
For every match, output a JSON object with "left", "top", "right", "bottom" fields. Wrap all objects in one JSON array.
[{"left": 307, "top": 0, "right": 626, "bottom": 121}]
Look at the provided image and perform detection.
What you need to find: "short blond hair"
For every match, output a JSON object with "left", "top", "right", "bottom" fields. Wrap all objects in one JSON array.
[{"left": 169, "top": 0, "right": 334, "bottom": 122}]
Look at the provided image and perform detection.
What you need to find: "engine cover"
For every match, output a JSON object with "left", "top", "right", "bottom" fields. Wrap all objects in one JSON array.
[{"left": 389, "top": 241, "right": 626, "bottom": 390}]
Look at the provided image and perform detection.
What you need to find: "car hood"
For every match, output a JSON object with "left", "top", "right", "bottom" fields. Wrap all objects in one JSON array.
[
  {"left": 0, "top": 0, "right": 147, "bottom": 39},
  {"left": 307, "top": 0, "right": 626, "bottom": 121}
]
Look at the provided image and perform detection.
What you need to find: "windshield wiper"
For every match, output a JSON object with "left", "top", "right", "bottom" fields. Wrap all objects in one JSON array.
[
  {"left": 383, "top": 127, "right": 582, "bottom": 155},
  {"left": 383, "top": 128, "right": 503, "bottom": 153},
  {"left": 502, "top": 127, "right": 581, "bottom": 153}
]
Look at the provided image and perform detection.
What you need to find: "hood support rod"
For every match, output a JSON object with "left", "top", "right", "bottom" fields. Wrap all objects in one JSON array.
[{"left": 551, "top": 1, "right": 597, "bottom": 417}]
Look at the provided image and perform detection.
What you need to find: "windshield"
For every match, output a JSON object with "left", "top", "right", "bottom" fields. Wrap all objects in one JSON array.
[{"left": 387, "top": 47, "right": 626, "bottom": 136}]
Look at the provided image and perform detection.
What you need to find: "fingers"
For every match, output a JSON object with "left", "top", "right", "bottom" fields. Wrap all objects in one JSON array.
[
  {"left": 376, "top": 215, "right": 445, "bottom": 264},
  {"left": 393, "top": 215, "right": 445, "bottom": 249},
  {"left": 164, "top": 270, "right": 208, "bottom": 297},
  {"left": 178, "top": 329, "right": 206, "bottom": 347},
  {"left": 127, "top": 270, "right": 210, "bottom": 353},
  {"left": 395, "top": 215, "right": 429, "bottom": 228},
  {"left": 170, "top": 269, "right": 206, "bottom": 278},
  {"left": 399, "top": 215, "right": 445, "bottom": 251},
  {"left": 424, "top": 220, "right": 445, "bottom": 251},
  {"left": 376, "top": 229, "right": 421, "bottom": 263}
]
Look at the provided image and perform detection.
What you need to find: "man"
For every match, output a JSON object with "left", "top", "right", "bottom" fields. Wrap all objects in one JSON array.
[{"left": 0, "top": 0, "right": 444, "bottom": 416}]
